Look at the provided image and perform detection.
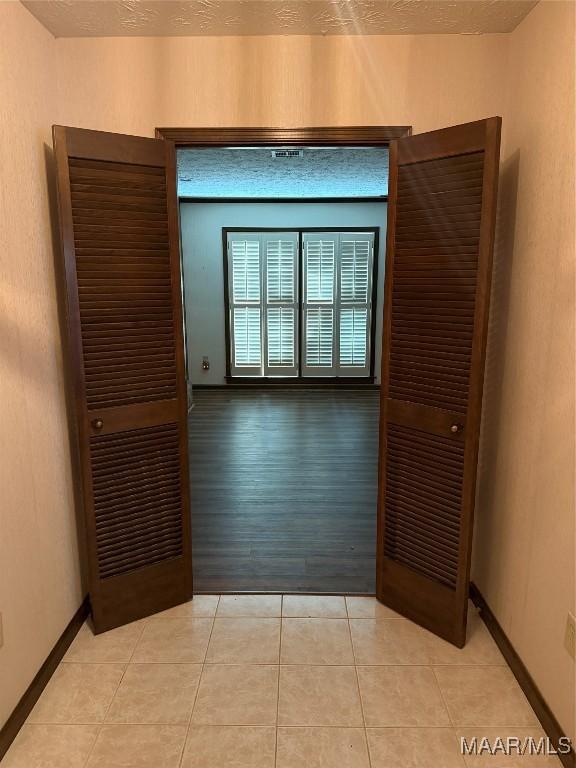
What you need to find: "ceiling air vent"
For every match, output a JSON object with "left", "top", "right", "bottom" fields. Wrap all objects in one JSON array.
[{"left": 271, "top": 149, "right": 303, "bottom": 159}]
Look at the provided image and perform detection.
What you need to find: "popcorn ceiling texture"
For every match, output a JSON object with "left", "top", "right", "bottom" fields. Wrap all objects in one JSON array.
[
  {"left": 23, "top": 0, "right": 538, "bottom": 37},
  {"left": 177, "top": 147, "right": 389, "bottom": 197}
]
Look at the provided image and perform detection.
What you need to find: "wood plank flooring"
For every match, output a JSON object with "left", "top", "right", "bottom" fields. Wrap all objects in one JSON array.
[{"left": 188, "top": 388, "right": 379, "bottom": 593}]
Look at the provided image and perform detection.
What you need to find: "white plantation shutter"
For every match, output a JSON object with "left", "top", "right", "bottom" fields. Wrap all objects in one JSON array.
[
  {"left": 234, "top": 307, "right": 261, "bottom": 366},
  {"left": 231, "top": 239, "right": 260, "bottom": 302},
  {"left": 263, "top": 233, "right": 298, "bottom": 376},
  {"left": 302, "top": 234, "right": 337, "bottom": 375},
  {"left": 341, "top": 238, "right": 370, "bottom": 302},
  {"left": 228, "top": 234, "right": 263, "bottom": 376},
  {"left": 267, "top": 307, "right": 295, "bottom": 366},
  {"left": 228, "top": 230, "right": 374, "bottom": 379},
  {"left": 338, "top": 233, "right": 373, "bottom": 376},
  {"left": 340, "top": 308, "right": 368, "bottom": 366},
  {"left": 306, "top": 307, "right": 334, "bottom": 367},
  {"left": 305, "top": 240, "right": 335, "bottom": 303}
]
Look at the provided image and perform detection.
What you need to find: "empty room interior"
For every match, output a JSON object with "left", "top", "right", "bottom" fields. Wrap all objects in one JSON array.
[
  {"left": 180, "top": 145, "right": 388, "bottom": 593},
  {"left": 0, "top": 1, "right": 575, "bottom": 767}
]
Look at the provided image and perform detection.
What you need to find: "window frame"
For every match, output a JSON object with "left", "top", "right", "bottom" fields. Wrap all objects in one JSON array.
[{"left": 223, "top": 226, "right": 380, "bottom": 382}]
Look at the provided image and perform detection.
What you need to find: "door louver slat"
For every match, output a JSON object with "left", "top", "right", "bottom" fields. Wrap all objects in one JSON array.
[
  {"left": 69, "top": 159, "right": 178, "bottom": 411},
  {"left": 90, "top": 424, "right": 183, "bottom": 580},
  {"left": 388, "top": 152, "right": 484, "bottom": 415},
  {"left": 54, "top": 126, "right": 192, "bottom": 633},
  {"left": 377, "top": 118, "right": 501, "bottom": 648}
]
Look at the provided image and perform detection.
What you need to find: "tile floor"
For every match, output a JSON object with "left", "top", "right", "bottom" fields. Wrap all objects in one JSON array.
[{"left": 2, "top": 595, "right": 561, "bottom": 767}]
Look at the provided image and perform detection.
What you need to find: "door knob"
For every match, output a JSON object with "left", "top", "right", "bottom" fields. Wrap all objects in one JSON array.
[
  {"left": 450, "top": 423, "right": 463, "bottom": 434},
  {"left": 91, "top": 418, "right": 104, "bottom": 431}
]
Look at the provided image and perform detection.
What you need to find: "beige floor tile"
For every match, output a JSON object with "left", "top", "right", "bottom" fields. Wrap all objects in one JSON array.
[
  {"left": 282, "top": 595, "right": 347, "bottom": 618},
  {"left": 281, "top": 619, "right": 354, "bottom": 664},
  {"left": 105, "top": 663, "right": 202, "bottom": 724},
  {"left": 64, "top": 621, "right": 145, "bottom": 663},
  {"left": 131, "top": 618, "right": 213, "bottom": 663},
  {"left": 357, "top": 666, "right": 451, "bottom": 727},
  {"left": 457, "top": 728, "right": 564, "bottom": 766},
  {"left": 350, "top": 617, "right": 504, "bottom": 666},
  {"left": 205, "top": 618, "right": 280, "bottom": 663},
  {"left": 192, "top": 664, "right": 279, "bottom": 725},
  {"left": 367, "top": 727, "right": 466, "bottom": 767},
  {"left": 278, "top": 665, "right": 363, "bottom": 726},
  {"left": 216, "top": 595, "right": 282, "bottom": 617},
  {"left": 1, "top": 724, "right": 100, "bottom": 768},
  {"left": 345, "top": 596, "right": 402, "bottom": 619},
  {"left": 85, "top": 724, "right": 186, "bottom": 767},
  {"left": 434, "top": 667, "right": 540, "bottom": 727},
  {"left": 181, "top": 725, "right": 276, "bottom": 767},
  {"left": 276, "top": 726, "right": 370, "bottom": 768},
  {"left": 27, "top": 663, "right": 125, "bottom": 724},
  {"left": 150, "top": 596, "right": 220, "bottom": 619}
]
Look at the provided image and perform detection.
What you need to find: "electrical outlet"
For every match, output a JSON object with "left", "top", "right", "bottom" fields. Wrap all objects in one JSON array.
[
  {"left": 202, "top": 356, "right": 210, "bottom": 371},
  {"left": 565, "top": 612, "right": 576, "bottom": 660}
]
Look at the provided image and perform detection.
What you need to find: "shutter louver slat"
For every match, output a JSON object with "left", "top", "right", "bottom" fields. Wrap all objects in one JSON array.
[
  {"left": 306, "top": 308, "right": 333, "bottom": 367},
  {"left": 267, "top": 239, "right": 295, "bottom": 303},
  {"left": 341, "top": 239, "right": 370, "bottom": 303},
  {"left": 264, "top": 236, "right": 298, "bottom": 375},
  {"left": 338, "top": 236, "right": 372, "bottom": 372},
  {"left": 340, "top": 308, "right": 368, "bottom": 367},
  {"left": 306, "top": 240, "right": 335, "bottom": 303},
  {"left": 231, "top": 240, "right": 260, "bottom": 303},
  {"left": 267, "top": 307, "right": 295, "bottom": 367},
  {"left": 233, "top": 307, "right": 261, "bottom": 367}
]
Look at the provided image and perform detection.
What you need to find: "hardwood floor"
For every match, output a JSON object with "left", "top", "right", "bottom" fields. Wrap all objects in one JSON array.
[{"left": 188, "top": 388, "right": 379, "bottom": 593}]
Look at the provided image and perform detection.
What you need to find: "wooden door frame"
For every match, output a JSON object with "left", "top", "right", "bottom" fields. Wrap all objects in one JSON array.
[
  {"left": 155, "top": 124, "right": 411, "bottom": 595},
  {"left": 155, "top": 126, "right": 411, "bottom": 146}
]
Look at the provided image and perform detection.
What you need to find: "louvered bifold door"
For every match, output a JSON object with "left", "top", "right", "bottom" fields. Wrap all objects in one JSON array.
[
  {"left": 302, "top": 233, "right": 337, "bottom": 377},
  {"left": 377, "top": 118, "right": 501, "bottom": 647},
  {"left": 53, "top": 126, "right": 192, "bottom": 633},
  {"left": 339, "top": 233, "right": 374, "bottom": 377},
  {"left": 227, "top": 233, "right": 263, "bottom": 377},
  {"left": 263, "top": 232, "right": 298, "bottom": 377}
]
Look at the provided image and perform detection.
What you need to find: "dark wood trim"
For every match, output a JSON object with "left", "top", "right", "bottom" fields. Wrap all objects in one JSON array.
[
  {"left": 222, "top": 226, "right": 380, "bottom": 381},
  {"left": 0, "top": 597, "right": 90, "bottom": 762},
  {"left": 156, "top": 126, "right": 412, "bottom": 147},
  {"left": 215, "top": 380, "right": 378, "bottom": 388},
  {"left": 470, "top": 583, "right": 575, "bottom": 768},
  {"left": 369, "top": 227, "right": 380, "bottom": 379},
  {"left": 195, "top": 590, "right": 377, "bottom": 596},
  {"left": 180, "top": 196, "right": 388, "bottom": 204},
  {"left": 222, "top": 228, "right": 232, "bottom": 378}
]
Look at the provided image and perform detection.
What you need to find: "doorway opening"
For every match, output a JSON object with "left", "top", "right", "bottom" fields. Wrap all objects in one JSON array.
[
  {"left": 54, "top": 119, "right": 499, "bottom": 643},
  {"left": 161, "top": 129, "right": 409, "bottom": 594}
]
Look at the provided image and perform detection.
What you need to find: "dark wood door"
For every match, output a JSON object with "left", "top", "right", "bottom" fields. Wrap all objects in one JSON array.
[
  {"left": 53, "top": 126, "right": 192, "bottom": 633},
  {"left": 377, "top": 118, "right": 501, "bottom": 647}
]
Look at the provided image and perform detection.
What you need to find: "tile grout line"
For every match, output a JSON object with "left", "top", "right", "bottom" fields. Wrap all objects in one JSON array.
[
  {"left": 347, "top": 599, "right": 373, "bottom": 768},
  {"left": 79, "top": 618, "right": 146, "bottom": 768},
  {"left": 176, "top": 595, "right": 221, "bottom": 768},
  {"left": 274, "top": 595, "right": 283, "bottom": 768}
]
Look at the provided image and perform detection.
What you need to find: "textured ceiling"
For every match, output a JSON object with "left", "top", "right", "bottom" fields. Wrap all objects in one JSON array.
[
  {"left": 23, "top": 0, "right": 539, "bottom": 37},
  {"left": 177, "top": 146, "right": 389, "bottom": 197}
]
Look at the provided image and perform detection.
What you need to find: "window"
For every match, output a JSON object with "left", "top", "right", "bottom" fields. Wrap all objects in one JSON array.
[{"left": 226, "top": 229, "right": 376, "bottom": 378}]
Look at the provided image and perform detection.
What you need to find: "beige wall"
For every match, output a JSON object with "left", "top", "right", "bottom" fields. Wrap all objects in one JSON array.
[
  {"left": 474, "top": 0, "right": 576, "bottom": 742},
  {"left": 1, "top": 0, "right": 573, "bottom": 741},
  {"left": 0, "top": 2, "right": 82, "bottom": 728},
  {"left": 55, "top": 32, "right": 509, "bottom": 134}
]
